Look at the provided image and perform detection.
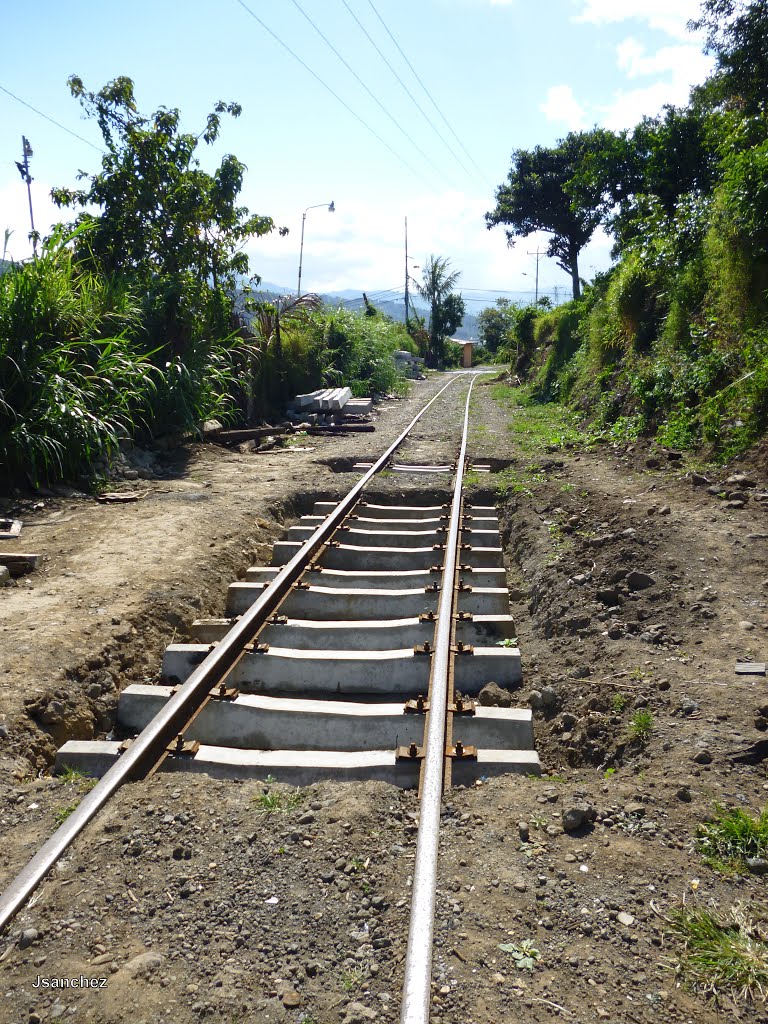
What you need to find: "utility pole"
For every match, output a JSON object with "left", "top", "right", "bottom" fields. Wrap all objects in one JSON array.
[
  {"left": 404, "top": 216, "right": 409, "bottom": 326},
  {"left": 526, "top": 247, "right": 545, "bottom": 305},
  {"left": 15, "top": 137, "right": 37, "bottom": 257}
]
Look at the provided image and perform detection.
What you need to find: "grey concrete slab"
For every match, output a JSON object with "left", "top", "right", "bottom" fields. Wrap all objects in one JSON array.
[
  {"left": 286, "top": 525, "right": 446, "bottom": 548},
  {"left": 55, "top": 740, "right": 539, "bottom": 785},
  {"left": 313, "top": 502, "right": 447, "bottom": 520},
  {"left": 248, "top": 566, "right": 443, "bottom": 589},
  {"left": 162, "top": 644, "right": 432, "bottom": 693},
  {"left": 259, "top": 616, "right": 435, "bottom": 650},
  {"left": 191, "top": 613, "right": 515, "bottom": 646},
  {"left": 245, "top": 566, "right": 508, "bottom": 590},
  {"left": 226, "top": 582, "right": 508, "bottom": 618},
  {"left": 162, "top": 643, "right": 521, "bottom": 694},
  {"left": 273, "top": 542, "right": 504, "bottom": 571},
  {"left": 117, "top": 685, "right": 535, "bottom": 751},
  {"left": 227, "top": 581, "right": 440, "bottom": 618},
  {"left": 190, "top": 618, "right": 236, "bottom": 643},
  {"left": 300, "top": 514, "right": 448, "bottom": 532},
  {"left": 344, "top": 397, "right": 372, "bottom": 413}
]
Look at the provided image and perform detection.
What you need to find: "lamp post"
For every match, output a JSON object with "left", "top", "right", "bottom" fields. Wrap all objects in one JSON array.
[{"left": 297, "top": 201, "right": 335, "bottom": 296}]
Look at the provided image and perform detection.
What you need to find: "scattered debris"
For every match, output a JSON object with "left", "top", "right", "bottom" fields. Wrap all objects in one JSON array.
[{"left": 96, "top": 491, "right": 148, "bottom": 504}]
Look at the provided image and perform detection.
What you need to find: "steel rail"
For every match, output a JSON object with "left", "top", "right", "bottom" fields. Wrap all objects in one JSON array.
[
  {"left": 0, "top": 372, "right": 470, "bottom": 935},
  {"left": 399, "top": 373, "right": 481, "bottom": 1024}
]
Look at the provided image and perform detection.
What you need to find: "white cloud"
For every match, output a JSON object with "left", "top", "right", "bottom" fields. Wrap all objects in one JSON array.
[
  {"left": 543, "top": 31, "right": 714, "bottom": 133},
  {"left": 573, "top": 0, "right": 702, "bottom": 40},
  {"left": 540, "top": 86, "right": 589, "bottom": 130},
  {"left": 616, "top": 37, "right": 712, "bottom": 81},
  {"left": 604, "top": 37, "right": 714, "bottom": 128},
  {"left": 245, "top": 190, "right": 571, "bottom": 297}
]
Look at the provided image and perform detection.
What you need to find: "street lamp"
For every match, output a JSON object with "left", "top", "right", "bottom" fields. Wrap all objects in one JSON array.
[{"left": 297, "top": 201, "right": 335, "bottom": 296}]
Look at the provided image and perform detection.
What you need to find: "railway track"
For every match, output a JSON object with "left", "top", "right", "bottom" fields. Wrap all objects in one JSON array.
[{"left": 0, "top": 372, "right": 540, "bottom": 1022}]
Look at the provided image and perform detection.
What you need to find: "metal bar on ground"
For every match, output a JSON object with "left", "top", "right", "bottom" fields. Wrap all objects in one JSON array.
[
  {"left": 0, "top": 373, "right": 470, "bottom": 936},
  {"left": 399, "top": 374, "right": 480, "bottom": 1024}
]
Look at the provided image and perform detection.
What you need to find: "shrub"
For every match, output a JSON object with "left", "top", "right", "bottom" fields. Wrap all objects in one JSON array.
[{"left": 0, "top": 226, "right": 157, "bottom": 486}]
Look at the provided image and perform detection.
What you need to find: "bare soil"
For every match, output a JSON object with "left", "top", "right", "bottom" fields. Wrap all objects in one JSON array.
[{"left": 2, "top": 371, "right": 768, "bottom": 1024}]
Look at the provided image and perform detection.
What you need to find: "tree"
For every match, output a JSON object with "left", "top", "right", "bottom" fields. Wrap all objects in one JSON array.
[
  {"left": 690, "top": 0, "right": 768, "bottom": 114},
  {"left": 566, "top": 109, "right": 717, "bottom": 255},
  {"left": 415, "top": 255, "right": 465, "bottom": 365},
  {"left": 477, "top": 298, "right": 516, "bottom": 353},
  {"left": 51, "top": 76, "right": 280, "bottom": 358},
  {"left": 486, "top": 131, "right": 608, "bottom": 299}
]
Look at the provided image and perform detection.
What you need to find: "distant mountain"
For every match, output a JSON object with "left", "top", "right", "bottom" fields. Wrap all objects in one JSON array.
[{"left": 237, "top": 281, "right": 480, "bottom": 340}]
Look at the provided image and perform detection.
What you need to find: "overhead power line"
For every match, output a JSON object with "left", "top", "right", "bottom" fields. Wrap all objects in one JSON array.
[
  {"left": 234, "top": 0, "right": 428, "bottom": 185},
  {"left": 365, "top": 0, "right": 491, "bottom": 187},
  {"left": 288, "top": 0, "right": 451, "bottom": 187},
  {"left": 0, "top": 84, "right": 102, "bottom": 153},
  {"left": 339, "top": 0, "right": 473, "bottom": 184}
]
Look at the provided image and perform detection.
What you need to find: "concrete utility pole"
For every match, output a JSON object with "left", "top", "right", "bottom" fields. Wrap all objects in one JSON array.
[
  {"left": 404, "top": 216, "right": 409, "bottom": 325},
  {"left": 526, "top": 247, "right": 545, "bottom": 304},
  {"left": 15, "top": 136, "right": 37, "bottom": 257}
]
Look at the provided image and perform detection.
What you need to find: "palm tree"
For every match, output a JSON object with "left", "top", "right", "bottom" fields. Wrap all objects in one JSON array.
[
  {"left": 415, "top": 255, "right": 462, "bottom": 366},
  {"left": 247, "top": 292, "right": 321, "bottom": 416}
]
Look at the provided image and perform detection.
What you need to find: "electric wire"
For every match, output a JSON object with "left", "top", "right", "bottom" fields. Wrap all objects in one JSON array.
[
  {"left": 365, "top": 0, "right": 491, "bottom": 187},
  {"left": 288, "top": 0, "right": 453, "bottom": 188},
  {"left": 233, "top": 0, "right": 430, "bottom": 186},
  {"left": 0, "top": 84, "right": 102, "bottom": 153},
  {"left": 339, "top": 0, "right": 474, "bottom": 183}
]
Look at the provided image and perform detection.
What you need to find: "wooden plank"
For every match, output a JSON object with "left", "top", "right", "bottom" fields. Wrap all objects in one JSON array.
[
  {"left": 0, "top": 553, "right": 41, "bottom": 576},
  {"left": 306, "top": 424, "right": 376, "bottom": 435},
  {"left": 213, "top": 426, "right": 289, "bottom": 444}
]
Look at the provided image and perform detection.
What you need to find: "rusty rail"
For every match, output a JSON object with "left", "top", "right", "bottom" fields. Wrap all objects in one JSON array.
[{"left": 0, "top": 373, "right": 470, "bottom": 935}]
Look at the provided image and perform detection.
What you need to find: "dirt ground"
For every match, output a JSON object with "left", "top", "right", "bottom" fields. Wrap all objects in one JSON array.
[{"left": 1, "top": 371, "right": 768, "bottom": 1024}]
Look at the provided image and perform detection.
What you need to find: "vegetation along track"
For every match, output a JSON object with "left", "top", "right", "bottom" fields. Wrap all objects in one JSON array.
[{"left": 0, "top": 371, "right": 539, "bottom": 1022}]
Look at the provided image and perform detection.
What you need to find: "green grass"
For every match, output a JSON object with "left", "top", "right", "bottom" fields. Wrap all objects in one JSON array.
[
  {"left": 490, "top": 383, "right": 584, "bottom": 452},
  {"left": 611, "top": 693, "right": 628, "bottom": 713},
  {"left": 57, "top": 765, "right": 98, "bottom": 793},
  {"left": 54, "top": 802, "right": 79, "bottom": 825},
  {"left": 670, "top": 903, "right": 768, "bottom": 1003},
  {"left": 697, "top": 806, "right": 768, "bottom": 873},
  {"left": 628, "top": 709, "right": 653, "bottom": 741},
  {"left": 340, "top": 965, "right": 366, "bottom": 991},
  {"left": 254, "top": 788, "right": 304, "bottom": 814}
]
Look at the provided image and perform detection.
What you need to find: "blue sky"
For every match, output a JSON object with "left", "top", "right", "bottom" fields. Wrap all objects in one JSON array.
[{"left": 1, "top": 0, "right": 713, "bottom": 310}]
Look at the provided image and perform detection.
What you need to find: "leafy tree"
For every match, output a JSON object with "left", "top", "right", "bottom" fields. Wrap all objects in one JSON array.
[
  {"left": 477, "top": 298, "right": 516, "bottom": 353},
  {"left": 51, "top": 76, "right": 279, "bottom": 358},
  {"left": 566, "top": 109, "right": 717, "bottom": 254},
  {"left": 486, "top": 131, "right": 608, "bottom": 299},
  {"left": 415, "top": 255, "right": 465, "bottom": 365},
  {"left": 690, "top": 0, "right": 768, "bottom": 113}
]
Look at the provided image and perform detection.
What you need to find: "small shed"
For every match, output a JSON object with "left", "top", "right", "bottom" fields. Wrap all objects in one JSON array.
[{"left": 453, "top": 339, "right": 476, "bottom": 368}]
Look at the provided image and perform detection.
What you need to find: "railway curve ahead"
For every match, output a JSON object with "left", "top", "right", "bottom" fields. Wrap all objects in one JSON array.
[{"left": 0, "top": 370, "right": 540, "bottom": 1023}]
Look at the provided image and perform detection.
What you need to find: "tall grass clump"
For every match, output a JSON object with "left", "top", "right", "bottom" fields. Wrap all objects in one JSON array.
[
  {"left": 0, "top": 226, "right": 157, "bottom": 486},
  {"left": 696, "top": 805, "right": 768, "bottom": 874},
  {"left": 670, "top": 903, "right": 768, "bottom": 1003}
]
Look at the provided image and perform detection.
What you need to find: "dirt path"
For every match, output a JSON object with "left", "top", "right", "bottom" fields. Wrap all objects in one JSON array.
[{"left": 2, "top": 375, "right": 768, "bottom": 1024}]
